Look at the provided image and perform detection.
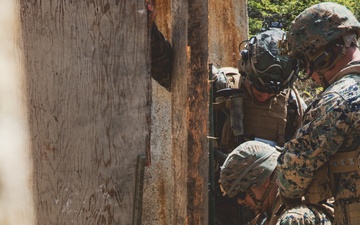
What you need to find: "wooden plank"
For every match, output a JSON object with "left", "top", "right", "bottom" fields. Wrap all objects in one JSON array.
[
  {"left": 20, "top": 1, "right": 150, "bottom": 224},
  {"left": 170, "top": 0, "right": 190, "bottom": 223},
  {"left": 187, "top": 0, "right": 209, "bottom": 224}
]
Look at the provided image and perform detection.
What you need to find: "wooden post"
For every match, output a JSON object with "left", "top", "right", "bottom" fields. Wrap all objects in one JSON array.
[{"left": 187, "top": 0, "right": 209, "bottom": 224}]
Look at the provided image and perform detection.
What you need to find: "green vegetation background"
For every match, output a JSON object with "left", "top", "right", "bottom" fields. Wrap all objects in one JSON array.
[
  {"left": 248, "top": 0, "right": 359, "bottom": 35},
  {"left": 248, "top": 0, "right": 360, "bottom": 104}
]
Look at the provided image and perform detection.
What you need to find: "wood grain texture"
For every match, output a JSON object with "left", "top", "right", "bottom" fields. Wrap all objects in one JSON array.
[
  {"left": 170, "top": 0, "right": 189, "bottom": 224},
  {"left": 187, "top": 0, "right": 209, "bottom": 224},
  {"left": 20, "top": 1, "right": 150, "bottom": 224}
]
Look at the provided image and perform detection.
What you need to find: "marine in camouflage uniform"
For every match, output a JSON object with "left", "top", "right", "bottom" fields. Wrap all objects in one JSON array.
[
  {"left": 219, "top": 141, "right": 333, "bottom": 225},
  {"left": 276, "top": 3, "right": 360, "bottom": 225},
  {"left": 147, "top": 0, "right": 172, "bottom": 91},
  {"left": 212, "top": 29, "right": 306, "bottom": 225}
]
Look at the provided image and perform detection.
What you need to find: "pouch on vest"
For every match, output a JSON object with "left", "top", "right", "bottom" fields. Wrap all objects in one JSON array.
[
  {"left": 218, "top": 95, "right": 244, "bottom": 152},
  {"left": 213, "top": 68, "right": 244, "bottom": 151},
  {"left": 345, "top": 202, "right": 360, "bottom": 225},
  {"left": 230, "top": 94, "right": 244, "bottom": 137},
  {"left": 304, "top": 164, "right": 333, "bottom": 204}
]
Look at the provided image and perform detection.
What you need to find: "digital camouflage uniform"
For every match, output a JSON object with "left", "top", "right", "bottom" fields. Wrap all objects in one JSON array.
[
  {"left": 275, "top": 203, "right": 332, "bottom": 225},
  {"left": 219, "top": 141, "right": 333, "bottom": 225},
  {"left": 252, "top": 195, "right": 333, "bottom": 225},
  {"left": 278, "top": 67, "right": 360, "bottom": 225},
  {"left": 277, "top": 2, "right": 360, "bottom": 225}
]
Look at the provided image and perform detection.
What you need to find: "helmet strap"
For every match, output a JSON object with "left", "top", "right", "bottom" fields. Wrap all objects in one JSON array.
[
  {"left": 248, "top": 170, "right": 277, "bottom": 213},
  {"left": 317, "top": 71, "right": 330, "bottom": 88},
  {"left": 282, "top": 69, "right": 295, "bottom": 86},
  {"left": 311, "top": 33, "right": 357, "bottom": 87},
  {"left": 315, "top": 44, "right": 347, "bottom": 87}
]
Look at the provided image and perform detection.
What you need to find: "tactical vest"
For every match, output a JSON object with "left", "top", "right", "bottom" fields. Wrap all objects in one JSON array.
[
  {"left": 304, "top": 63, "right": 360, "bottom": 225},
  {"left": 329, "top": 147, "right": 360, "bottom": 225},
  {"left": 242, "top": 90, "right": 288, "bottom": 147},
  {"left": 214, "top": 86, "right": 289, "bottom": 152}
]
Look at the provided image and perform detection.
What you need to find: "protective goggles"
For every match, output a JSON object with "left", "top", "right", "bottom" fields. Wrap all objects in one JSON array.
[
  {"left": 252, "top": 79, "right": 283, "bottom": 94},
  {"left": 301, "top": 43, "right": 344, "bottom": 70}
]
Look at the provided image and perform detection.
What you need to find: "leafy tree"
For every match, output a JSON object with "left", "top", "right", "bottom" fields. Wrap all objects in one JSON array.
[{"left": 248, "top": 0, "right": 360, "bottom": 36}]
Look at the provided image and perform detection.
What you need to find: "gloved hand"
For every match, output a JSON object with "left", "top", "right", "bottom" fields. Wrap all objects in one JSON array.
[{"left": 279, "top": 191, "right": 302, "bottom": 209}]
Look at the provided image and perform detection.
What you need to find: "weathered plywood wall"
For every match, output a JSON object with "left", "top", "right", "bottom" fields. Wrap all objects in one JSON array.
[
  {"left": 20, "top": 1, "right": 150, "bottom": 224},
  {"left": 14, "top": 0, "right": 248, "bottom": 224}
]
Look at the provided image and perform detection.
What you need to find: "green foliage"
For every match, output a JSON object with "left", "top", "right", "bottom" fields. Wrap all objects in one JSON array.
[{"left": 248, "top": 0, "right": 360, "bottom": 36}]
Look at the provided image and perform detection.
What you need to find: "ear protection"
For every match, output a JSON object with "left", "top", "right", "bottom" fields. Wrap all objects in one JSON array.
[
  {"left": 239, "top": 36, "right": 257, "bottom": 63},
  {"left": 238, "top": 36, "right": 257, "bottom": 76},
  {"left": 296, "top": 38, "right": 347, "bottom": 82}
]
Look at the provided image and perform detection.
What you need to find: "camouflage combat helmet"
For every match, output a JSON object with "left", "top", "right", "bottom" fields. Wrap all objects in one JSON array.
[
  {"left": 239, "top": 29, "right": 297, "bottom": 94},
  {"left": 287, "top": 2, "right": 360, "bottom": 58},
  {"left": 219, "top": 141, "right": 280, "bottom": 198}
]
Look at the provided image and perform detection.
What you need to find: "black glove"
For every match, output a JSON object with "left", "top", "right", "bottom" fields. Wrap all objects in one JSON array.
[{"left": 279, "top": 191, "right": 302, "bottom": 209}]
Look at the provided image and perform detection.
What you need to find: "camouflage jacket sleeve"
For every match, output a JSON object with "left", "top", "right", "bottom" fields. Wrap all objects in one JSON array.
[
  {"left": 276, "top": 204, "right": 332, "bottom": 225},
  {"left": 277, "top": 74, "right": 360, "bottom": 198},
  {"left": 150, "top": 23, "right": 172, "bottom": 91}
]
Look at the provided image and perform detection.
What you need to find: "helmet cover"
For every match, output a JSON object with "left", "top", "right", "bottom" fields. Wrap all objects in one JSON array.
[
  {"left": 287, "top": 2, "right": 360, "bottom": 58},
  {"left": 239, "top": 29, "right": 297, "bottom": 92},
  {"left": 219, "top": 141, "right": 280, "bottom": 198}
]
